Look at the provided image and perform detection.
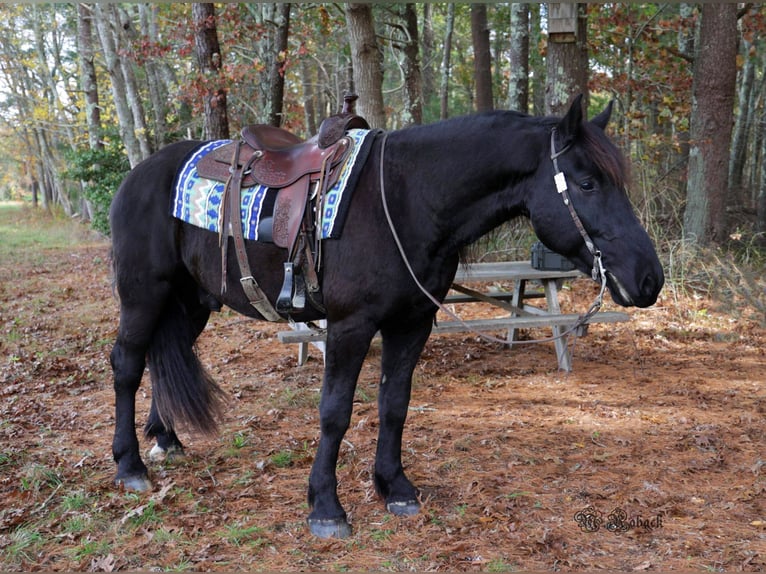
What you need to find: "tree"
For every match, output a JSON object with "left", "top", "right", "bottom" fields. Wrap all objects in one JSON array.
[
  {"left": 508, "top": 4, "right": 529, "bottom": 113},
  {"left": 136, "top": 4, "right": 173, "bottom": 148},
  {"left": 398, "top": 4, "right": 423, "bottom": 125},
  {"left": 268, "top": 3, "right": 291, "bottom": 128},
  {"left": 345, "top": 3, "right": 385, "bottom": 128},
  {"left": 93, "top": 4, "right": 147, "bottom": 167},
  {"left": 439, "top": 4, "right": 456, "bottom": 120},
  {"left": 192, "top": 3, "right": 229, "bottom": 140},
  {"left": 758, "top": 114, "right": 766, "bottom": 241},
  {"left": 421, "top": 4, "right": 436, "bottom": 109},
  {"left": 76, "top": 4, "right": 102, "bottom": 151},
  {"left": 470, "top": 4, "right": 493, "bottom": 112},
  {"left": 683, "top": 4, "right": 738, "bottom": 245},
  {"left": 545, "top": 3, "right": 588, "bottom": 115}
]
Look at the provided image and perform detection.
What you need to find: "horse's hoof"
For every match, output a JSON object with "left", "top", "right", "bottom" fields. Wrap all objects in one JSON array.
[
  {"left": 307, "top": 518, "right": 352, "bottom": 539},
  {"left": 148, "top": 443, "right": 185, "bottom": 462},
  {"left": 116, "top": 474, "right": 153, "bottom": 492},
  {"left": 387, "top": 499, "right": 421, "bottom": 516}
]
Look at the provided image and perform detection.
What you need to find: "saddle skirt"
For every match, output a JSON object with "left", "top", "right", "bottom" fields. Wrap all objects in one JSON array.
[{"left": 171, "top": 128, "right": 376, "bottom": 242}]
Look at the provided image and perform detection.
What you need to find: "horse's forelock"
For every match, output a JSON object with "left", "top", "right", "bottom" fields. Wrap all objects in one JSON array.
[{"left": 581, "top": 122, "right": 629, "bottom": 190}]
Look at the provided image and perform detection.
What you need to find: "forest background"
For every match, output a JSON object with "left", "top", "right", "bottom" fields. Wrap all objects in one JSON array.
[
  {"left": 0, "top": 3, "right": 764, "bottom": 306},
  {"left": 1, "top": 5, "right": 766, "bottom": 570}
]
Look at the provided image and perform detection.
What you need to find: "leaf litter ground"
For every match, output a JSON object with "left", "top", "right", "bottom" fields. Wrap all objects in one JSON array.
[{"left": 1, "top": 209, "right": 764, "bottom": 571}]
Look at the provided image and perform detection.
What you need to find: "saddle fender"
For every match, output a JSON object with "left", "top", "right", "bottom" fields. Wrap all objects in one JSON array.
[{"left": 272, "top": 176, "right": 310, "bottom": 251}]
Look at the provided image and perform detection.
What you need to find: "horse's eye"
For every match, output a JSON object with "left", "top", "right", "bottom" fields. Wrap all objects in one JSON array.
[{"left": 579, "top": 180, "right": 596, "bottom": 193}]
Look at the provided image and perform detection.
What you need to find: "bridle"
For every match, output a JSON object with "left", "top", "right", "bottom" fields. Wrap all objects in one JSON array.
[
  {"left": 379, "top": 128, "right": 610, "bottom": 348},
  {"left": 549, "top": 128, "right": 608, "bottom": 321}
]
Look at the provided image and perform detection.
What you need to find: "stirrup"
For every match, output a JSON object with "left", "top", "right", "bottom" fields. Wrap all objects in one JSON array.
[
  {"left": 276, "top": 262, "right": 295, "bottom": 313},
  {"left": 276, "top": 262, "right": 307, "bottom": 313},
  {"left": 292, "top": 271, "right": 306, "bottom": 311}
]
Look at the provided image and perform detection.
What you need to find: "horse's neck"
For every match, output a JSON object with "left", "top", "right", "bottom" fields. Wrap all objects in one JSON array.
[{"left": 388, "top": 118, "right": 542, "bottom": 253}]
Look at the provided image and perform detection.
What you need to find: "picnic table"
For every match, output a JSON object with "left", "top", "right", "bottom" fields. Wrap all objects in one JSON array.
[{"left": 277, "top": 261, "right": 629, "bottom": 371}]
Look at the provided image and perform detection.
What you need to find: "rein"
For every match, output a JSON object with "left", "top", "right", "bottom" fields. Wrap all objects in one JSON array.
[{"left": 378, "top": 129, "right": 609, "bottom": 348}]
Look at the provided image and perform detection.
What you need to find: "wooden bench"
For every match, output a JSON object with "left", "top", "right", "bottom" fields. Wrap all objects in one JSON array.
[{"left": 277, "top": 261, "right": 629, "bottom": 371}]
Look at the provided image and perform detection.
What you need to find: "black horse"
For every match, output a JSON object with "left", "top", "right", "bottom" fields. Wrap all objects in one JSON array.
[{"left": 109, "top": 95, "right": 663, "bottom": 538}]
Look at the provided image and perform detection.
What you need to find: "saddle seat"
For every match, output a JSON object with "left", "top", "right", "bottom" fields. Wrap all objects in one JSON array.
[
  {"left": 242, "top": 123, "right": 303, "bottom": 151},
  {"left": 197, "top": 127, "right": 350, "bottom": 190}
]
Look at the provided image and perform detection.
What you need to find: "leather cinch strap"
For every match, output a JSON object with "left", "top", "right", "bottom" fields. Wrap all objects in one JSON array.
[{"left": 221, "top": 141, "right": 284, "bottom": 322}]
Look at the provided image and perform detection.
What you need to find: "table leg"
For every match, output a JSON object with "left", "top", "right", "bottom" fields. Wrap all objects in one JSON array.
[
  {"left": 507, "top": 279, "right": 526, "bottom": 346},
  {"left": 543, "top": 279, "right": 572, "bottom": 371}
]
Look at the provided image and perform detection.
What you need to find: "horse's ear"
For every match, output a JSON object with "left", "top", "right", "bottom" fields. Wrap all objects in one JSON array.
[
  {"left": 591, "top": 100, "right": 614, "bottom": 131},
  {"left": 557, "top": 94, "right": 584, "bottom": 142}
]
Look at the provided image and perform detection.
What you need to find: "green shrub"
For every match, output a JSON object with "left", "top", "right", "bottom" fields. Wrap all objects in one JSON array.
[{"left": 65, "top": 138, "right": 130, "bottom": 236}]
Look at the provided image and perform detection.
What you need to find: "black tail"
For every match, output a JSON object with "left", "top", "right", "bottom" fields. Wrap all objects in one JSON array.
[{"left": 146, "top": 296, "right": 225, "bottom": 437}]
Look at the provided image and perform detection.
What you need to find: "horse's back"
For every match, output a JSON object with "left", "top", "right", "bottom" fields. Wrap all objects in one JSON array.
[{"left": 111, "top": 141, "right": 200, "bottom": 222}]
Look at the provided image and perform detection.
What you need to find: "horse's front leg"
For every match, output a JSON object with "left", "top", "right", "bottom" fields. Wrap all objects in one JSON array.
[
  {"left": 375, "top": 318, "right": 433, "bottom": 516},
  {"left": 307, "top": 319, "right": 376, "bottom": 539}
]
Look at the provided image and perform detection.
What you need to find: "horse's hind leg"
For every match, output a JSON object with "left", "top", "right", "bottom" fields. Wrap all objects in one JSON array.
[
  {"left": 374, "top": 318, "right": 433, "bottom": 516},
  {"left": 145, "top": 401, "right": 184, "bottom": 462},
  {"left": 111, "top": 291, "right": 170, "bottom": 491},
  {"left": 145, "top": 289, "right": 212, "bottom": 462}
]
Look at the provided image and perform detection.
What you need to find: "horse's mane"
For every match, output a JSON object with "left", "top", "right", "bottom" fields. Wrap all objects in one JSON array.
[
  {"left": 580, "top": 121, "right": 629, "bottom": 190},
  {"left": 396, "top": 110, "right": 629, "bottom": 189}
]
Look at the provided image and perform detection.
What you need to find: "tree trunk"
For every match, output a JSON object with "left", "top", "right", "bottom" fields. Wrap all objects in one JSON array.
[
  {"left": 729, "top": 33, "right": 756, "bottom": 212},
  {"left": 76, "top": 4, "right": 102, "bottom": 150},
  {"left": 301, "top": 57, "right": 317, "bottom": 136},
  {"left": 268, "top": 3, "right": 291, "bottom": 127},
  {"left": 673, "top": 3, "right": 696, "bottom": 201},
  {"left": 401, "top": 4, "right": 423, "bottom": 125},
  {"left": 114, "top": 6, "right": 152, "bottom": 159},
  {"left": 421, "top": 4, "right": 436, "bottom": 109},
  {"left": 440, "top": 4, "right": 456, "bottom": 120},
  {"left": 139, "top": 4, "right": 170, "bottom": 148},
  {"left": 683, "top": 4, "right": 738, "bottom": 245},
  {"left": 345, "top": 3, "right": 386, "bottom": 128},
  {"left": 508, "top": 4, "right": 529, "bottom": 112},
  {"left": 192, "top": 3, "right": 230, "bottom": 140},
  {"left": 93, "top": 4, "right": 143, "bottom": 167},
  {"left": 471, "top": 4, "right": 493, "bottom": 112},
  {"left": 529, "top": 4, "right": 545, "bottom": 115},
  {"left": 758, "top": 109, "right": 766, "bottom": 241},
  {"left": 545, "top": 3, "right": 588, "bottom": 116}
]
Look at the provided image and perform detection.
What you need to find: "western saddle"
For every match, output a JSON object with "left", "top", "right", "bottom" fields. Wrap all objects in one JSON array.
[{"left": 195, "top": 93, "right": 370, "bottom": 321}]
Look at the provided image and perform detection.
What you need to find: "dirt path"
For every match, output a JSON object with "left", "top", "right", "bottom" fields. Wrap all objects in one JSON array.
[{"left": 1, "top": 217, "right": 764, "bottom": 571}]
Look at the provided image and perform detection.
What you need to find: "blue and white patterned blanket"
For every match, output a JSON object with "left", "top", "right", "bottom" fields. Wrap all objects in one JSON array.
[{"left": 171, "top": 128, "right": 375, "bottom": 241}]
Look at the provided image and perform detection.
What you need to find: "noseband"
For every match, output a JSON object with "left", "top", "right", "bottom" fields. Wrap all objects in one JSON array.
[{"left": 549, "top": 128, "right": 608, "bottom": 319}]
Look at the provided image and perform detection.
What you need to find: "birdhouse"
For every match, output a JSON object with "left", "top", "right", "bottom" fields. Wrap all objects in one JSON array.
[{"left": 549, "top": 3, "right": 578, "bottom": 42}]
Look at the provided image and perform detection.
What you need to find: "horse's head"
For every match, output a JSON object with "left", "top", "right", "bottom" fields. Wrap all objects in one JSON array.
[{"left": 527, "top": 95, "right": 664, "bottom": 308}]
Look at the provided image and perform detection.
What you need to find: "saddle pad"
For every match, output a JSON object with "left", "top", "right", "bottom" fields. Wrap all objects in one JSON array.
[{"left": 171, "top": 129, "right": 375, "bottom": 241}]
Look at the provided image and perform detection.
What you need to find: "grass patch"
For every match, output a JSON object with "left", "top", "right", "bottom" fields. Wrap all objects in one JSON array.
[
  {"left": 486, "top": 557, "right": 516, "bottom": 572},
  {"left": 66, "top": 537, "right": 111, "bottom": 561},
  {"left": 4, "top": 525, "right": 45, "bottom": 564},
  {"left": 271, "top": 386, "right": 321, "bottom": 410},
  {"left": 60, "top": 515, "right": 92, "bottom": 537},
  {"left": 0, "top": 202, "right": 92, "bottom": 264},
  {"left": 270, "top": 449, "right": 298, "bottom": 468},
  {"left": 218, "top": 523, "right": 267, "bottom": 547},
  {"left": 20, "top": 463, "right": 63, "bottom": 495},
  {"left": 61, "top": 491, "right": 94, "bottom": 512}
]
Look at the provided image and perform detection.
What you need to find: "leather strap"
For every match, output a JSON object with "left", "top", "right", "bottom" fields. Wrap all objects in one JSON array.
[{"left": 223, "top": 141, "right": 284, "bottom": 322}]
